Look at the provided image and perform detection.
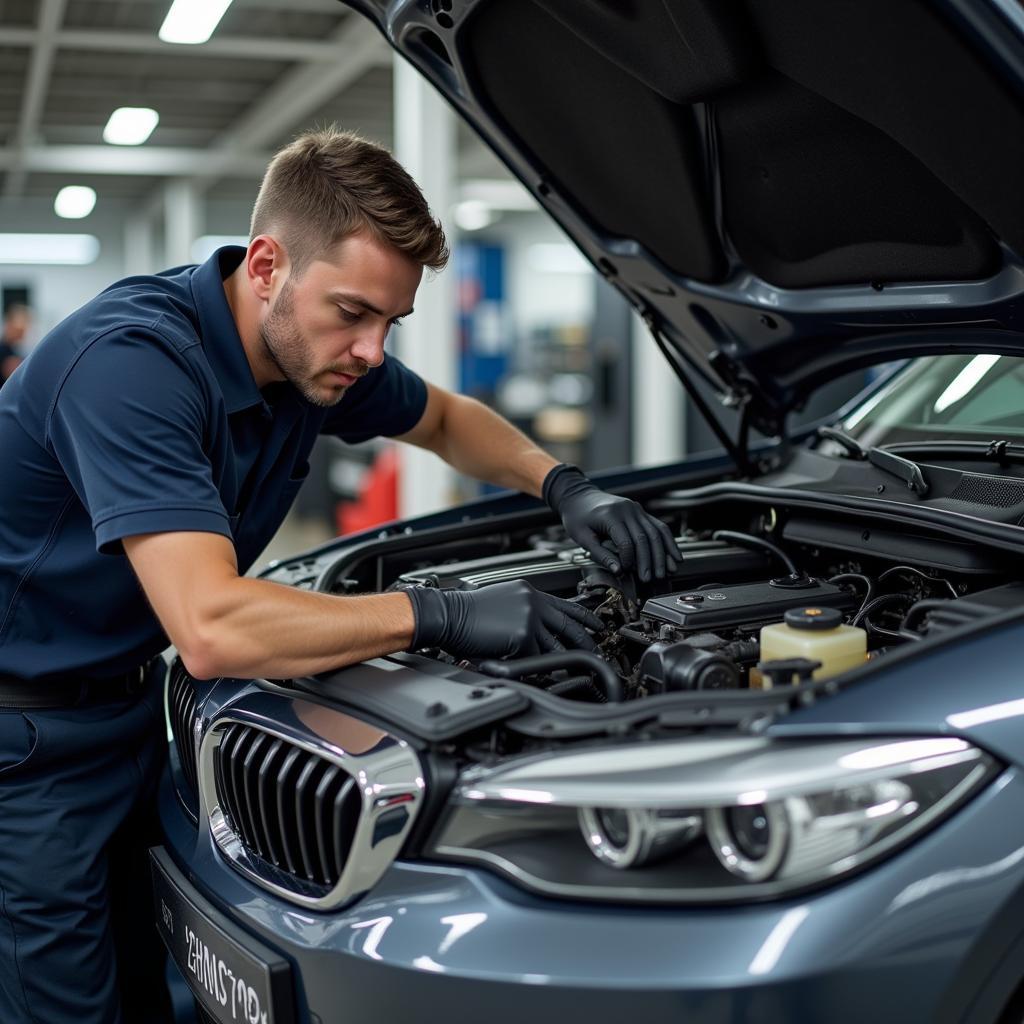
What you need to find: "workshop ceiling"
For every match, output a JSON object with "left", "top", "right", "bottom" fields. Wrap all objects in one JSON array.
[{"left": 0, "top": 0, "right": 470, "bottom": 205}]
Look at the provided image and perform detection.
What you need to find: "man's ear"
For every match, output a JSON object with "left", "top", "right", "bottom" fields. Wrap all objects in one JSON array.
[{"left": 246, "top": 235, "right": 286, "bottom": 302}]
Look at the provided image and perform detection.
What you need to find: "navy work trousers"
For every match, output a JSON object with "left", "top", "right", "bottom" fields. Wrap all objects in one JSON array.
[{"left": 0, "top": 666, "right": 174, "bottom": 1023}]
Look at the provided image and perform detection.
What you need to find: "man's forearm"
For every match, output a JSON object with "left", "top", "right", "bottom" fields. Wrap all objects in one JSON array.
[
  {"left": 186, "top": 578, "right": 415, "bottom": 680},
  {"left": 429, "top": 393, "right": 559, "bottom": 497}
]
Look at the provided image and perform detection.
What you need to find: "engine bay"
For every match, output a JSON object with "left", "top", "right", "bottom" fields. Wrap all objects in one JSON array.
[
  {"left": 342, "top": 503, "right": 1021, "bottom": 706},
  {"left": 266, "top": 487, "right": 1024, "bottom": 711}
]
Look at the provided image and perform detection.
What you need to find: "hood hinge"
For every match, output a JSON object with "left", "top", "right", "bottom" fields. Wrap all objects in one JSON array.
[
  {"left": 642, "top": 311, "right": 753, "bottom": 477},
  {"left": 707, "top": 349, "right": 788, "bottom": 440}
]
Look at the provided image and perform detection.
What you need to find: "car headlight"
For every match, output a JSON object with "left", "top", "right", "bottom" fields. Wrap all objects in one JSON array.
[{"left": 427, "top": 736, "right": 996, "bottom": 903}]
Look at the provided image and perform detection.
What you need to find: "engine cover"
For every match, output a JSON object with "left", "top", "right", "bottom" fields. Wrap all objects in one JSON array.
[
  {"left": 641, "top": 579, "right": 857, "bottom": 632},
  {"left": 397, "top": 540, "right": 770, "bottom": 596}
]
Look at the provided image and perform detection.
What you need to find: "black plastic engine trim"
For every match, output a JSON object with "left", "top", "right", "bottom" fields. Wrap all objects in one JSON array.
[{"left": 291, "top": 654, "right": 530, "bottom": 742}]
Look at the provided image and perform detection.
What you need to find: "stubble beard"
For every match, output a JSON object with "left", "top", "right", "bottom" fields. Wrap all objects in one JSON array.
[{"left": 259, "top": 283, "right": 354, "bottom": 408}]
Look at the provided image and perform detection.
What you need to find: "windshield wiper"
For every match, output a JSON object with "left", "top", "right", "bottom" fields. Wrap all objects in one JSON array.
[
  {"left": 867, "top": 446, "right": 930, "bottom": 495},
  {"left": 817, "top": 426, "right": 866, "bottom": 459},
  {"left": 817, "top": 426, "right": 930, "bottom": 496}
]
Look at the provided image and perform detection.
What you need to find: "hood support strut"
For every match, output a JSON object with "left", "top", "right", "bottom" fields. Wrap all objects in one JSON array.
[{"left": 643, "top": 312, "right": 751, "bottom": 477}]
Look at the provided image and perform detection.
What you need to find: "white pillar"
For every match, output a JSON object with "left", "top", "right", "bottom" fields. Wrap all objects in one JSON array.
[
  {"left": 123, "top": 212, "right": 155, "bottom": 277},
  {"left": 393, "top": 55, "right": 458, "bottom": 518},
  {"left": 162, "top": 178, "right": 201, "bottom": 268},
  {"left": 631, "top": 311, "right": 685, "bottom": 465}
]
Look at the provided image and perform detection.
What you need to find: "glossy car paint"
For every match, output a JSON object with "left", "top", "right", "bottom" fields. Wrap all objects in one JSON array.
[
  {"left": 161, "top": 523, "right": 1024, "bottom": 1023},
  {"left": 162, "top": 762, "right": 1024, "bottom": 1022}
]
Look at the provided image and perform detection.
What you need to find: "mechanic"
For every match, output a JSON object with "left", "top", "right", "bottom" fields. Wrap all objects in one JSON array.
[{"left": 0, "top": 127, "right": 679, "bottom": 1023}]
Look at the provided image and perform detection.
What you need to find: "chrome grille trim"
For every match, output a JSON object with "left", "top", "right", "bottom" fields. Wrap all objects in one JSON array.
[
  {"left": 199, "top": 691, "right": 425, "bottom": 910},
  {"left": 167, "top": 662, "right": 200, "bottom": 817},
  {"left": 212, "top": 725, "right": 363, "bottom": 888}
]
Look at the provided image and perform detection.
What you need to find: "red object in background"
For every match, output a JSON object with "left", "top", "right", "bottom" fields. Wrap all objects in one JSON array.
[{"left": 336, "top": 447, "right": 399, "bottom": 534}]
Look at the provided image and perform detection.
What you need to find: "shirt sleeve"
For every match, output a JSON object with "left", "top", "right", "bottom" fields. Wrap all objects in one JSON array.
[
  {"left": 46, "top": 326, "right": 232, "bottom": 555},
  {"left": 319, "top": 352, "right": 428, "bottom": 444}
]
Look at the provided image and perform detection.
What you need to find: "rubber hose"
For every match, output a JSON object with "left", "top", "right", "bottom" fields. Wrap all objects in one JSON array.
[{"left": 478, "top": 650, "right": 624, "bottom": 702}]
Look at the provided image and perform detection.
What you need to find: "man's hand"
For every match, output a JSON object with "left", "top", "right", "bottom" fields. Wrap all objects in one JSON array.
[
  {"left": 543, "top": 464, "right": 679, "bottom": 581},
  {"left": 405, "top": 580, "right": 604, "bottom": 660}
]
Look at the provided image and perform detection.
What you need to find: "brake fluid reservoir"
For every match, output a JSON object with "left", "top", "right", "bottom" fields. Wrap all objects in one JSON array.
[{"left": 759, "top": 606, "right": 867, "bottom": 681}]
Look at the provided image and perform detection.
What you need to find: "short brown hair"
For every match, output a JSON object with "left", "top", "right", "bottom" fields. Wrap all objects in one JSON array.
[{"left": 250, "top": 127, "right": 449, "bottom": 272}]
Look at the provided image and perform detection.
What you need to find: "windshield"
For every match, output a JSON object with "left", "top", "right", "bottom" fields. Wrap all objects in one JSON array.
[{"left": 840, "top": 355, "right": 1024, "bottom": 447}]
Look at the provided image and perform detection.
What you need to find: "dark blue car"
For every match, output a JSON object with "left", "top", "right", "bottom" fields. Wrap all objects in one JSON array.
[{"left": 155, "top": 1, "right": 1024, "bottom": 1021}]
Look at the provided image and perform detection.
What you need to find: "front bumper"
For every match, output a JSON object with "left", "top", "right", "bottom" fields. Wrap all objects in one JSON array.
[{"left": 160, "top": 762, "right": 1024, "bottom": 1024}]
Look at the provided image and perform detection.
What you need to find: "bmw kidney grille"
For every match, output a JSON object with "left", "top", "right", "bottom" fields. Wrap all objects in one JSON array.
[
  {"left": 198, "top": 695, "right": 425, "bottom": 910},
  {"left": 213, "top": 723, "right": 361, "bottom": 888}
]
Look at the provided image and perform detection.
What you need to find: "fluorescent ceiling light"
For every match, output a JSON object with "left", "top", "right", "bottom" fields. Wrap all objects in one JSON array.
[
  {"left": 454, "top": 200, "right": 496, "bottom": 232},
  {"left": 0, "top": 234, "right": 100, "bottom": 265},
  {"left": 54, "top": 186, "right": 97, "bottom": 220},
  {"left": 159, "top": 0, "right": 234, "bottom": 44},
  {"left": 103, "top": 107, "right": 159, "bottom": 146},
  {"left": 190, "top": 234, "right": 248, "bottom": 263}
]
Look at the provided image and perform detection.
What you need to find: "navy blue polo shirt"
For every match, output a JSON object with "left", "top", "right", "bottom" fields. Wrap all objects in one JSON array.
[{"left": 0, "top": 246, "right": 427, "bottom": 679}]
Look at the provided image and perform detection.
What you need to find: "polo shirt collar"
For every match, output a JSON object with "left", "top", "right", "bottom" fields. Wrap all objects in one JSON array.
[{"left": 190, "top": 245, "right": 264, "bottom": 414}]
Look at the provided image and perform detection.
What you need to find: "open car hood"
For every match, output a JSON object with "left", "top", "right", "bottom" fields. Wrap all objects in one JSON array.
[{"left": 342, "top": 0, "right": 1024, "bottom": 439}]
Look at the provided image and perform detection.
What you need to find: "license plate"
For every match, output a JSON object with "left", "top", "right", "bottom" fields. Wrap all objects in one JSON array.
[{"left": 150, "top": 847, "right": 294, "bottom": 1024}]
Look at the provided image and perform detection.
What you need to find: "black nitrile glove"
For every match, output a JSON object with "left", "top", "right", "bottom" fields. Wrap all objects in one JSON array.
[
  {"left": 406, "top": 580, "right": 604, "bottom": 660},
  {"left": 543, "top": 464, "right": 679, "bottom": 581}
]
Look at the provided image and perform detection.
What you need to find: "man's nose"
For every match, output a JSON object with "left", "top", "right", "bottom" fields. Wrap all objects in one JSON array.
[{"left": 350, "top": 325, "right": 387, "bottom": 368}]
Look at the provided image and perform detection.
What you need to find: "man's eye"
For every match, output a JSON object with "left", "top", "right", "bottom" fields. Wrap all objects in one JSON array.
[{"left": 340, "top": 308, "right": 361, "bottom": 323}]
